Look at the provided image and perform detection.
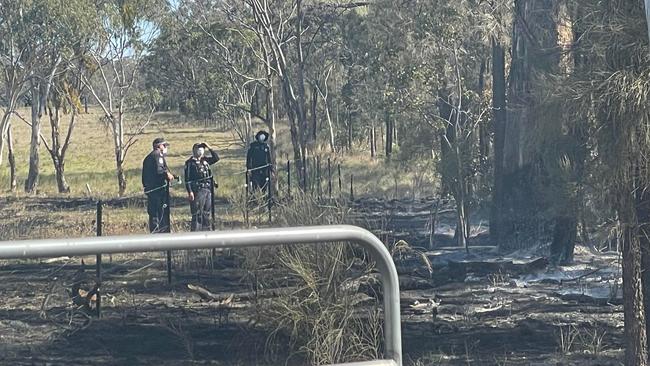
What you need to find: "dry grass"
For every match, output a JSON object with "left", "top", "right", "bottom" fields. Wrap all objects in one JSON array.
[
  {"left": 240, "top": 193, "right": 383, "bottom": 365},
  {"left": 0, "top": 106, "right": 438, "bottom": 241},
  {"left": 0, "top": 107, "right": 247, "bottom": 198},
  {"left": 0, "top": 107, "right": 429, "bottom": 364}
]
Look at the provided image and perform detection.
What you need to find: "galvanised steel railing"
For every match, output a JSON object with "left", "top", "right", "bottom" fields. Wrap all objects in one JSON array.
[{"left": 0, "top": 225, "right": 402, "bottom": 366}]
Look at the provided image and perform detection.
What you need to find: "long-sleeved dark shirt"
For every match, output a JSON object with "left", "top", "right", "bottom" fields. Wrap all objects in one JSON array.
[
  {"left": 246, "top": 141, "right": 271, "bottom": 171},
  {"left": 142, "top": 150, "right": 169, "bottom": 192}
]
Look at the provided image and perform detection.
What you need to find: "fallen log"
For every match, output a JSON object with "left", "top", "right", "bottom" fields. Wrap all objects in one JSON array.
[
  {"left": 186, "top": 284, "right": 300, "bottom": 303},
  {"left": 187, "top": 284, "right": 222, "bottom": 302}
]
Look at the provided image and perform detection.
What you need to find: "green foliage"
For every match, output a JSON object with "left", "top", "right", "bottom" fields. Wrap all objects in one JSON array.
[{"left": 539, "top": 0, "right": 650, "bottom": 224}]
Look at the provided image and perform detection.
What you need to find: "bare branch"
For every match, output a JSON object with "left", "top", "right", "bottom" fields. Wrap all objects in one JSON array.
[
  {"left": 12, "top": 110, "right": 52, "bottom": 152},
  {"left": 123, "top": 107, "right": 156, "bottom": 159}
]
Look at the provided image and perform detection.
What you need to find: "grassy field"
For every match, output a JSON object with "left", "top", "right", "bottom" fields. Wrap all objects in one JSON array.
[
  {"left": 0, "top": 107, "right": 438, "bottom": 240},
  {"left": 0, "top": 108, "right": 250, "bottom": 197}
]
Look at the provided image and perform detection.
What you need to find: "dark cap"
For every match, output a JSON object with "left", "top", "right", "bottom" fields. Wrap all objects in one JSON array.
[
  {"left": 192, "top": 143, "right": 205, "bottom": 150},
  {"left": 152, "top": 137, "right": 169, "bottom": 148}
]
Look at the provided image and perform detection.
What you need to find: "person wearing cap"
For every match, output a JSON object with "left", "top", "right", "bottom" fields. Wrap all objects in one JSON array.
[
  {"left": 184, "top": 142, "right": 220, "bottom": 231},
  {"left": 142, "top": 137, "right": 175, "bottom": 233},
  {"left": 246, "top": 130, "right": 272, "bottom": 192}
]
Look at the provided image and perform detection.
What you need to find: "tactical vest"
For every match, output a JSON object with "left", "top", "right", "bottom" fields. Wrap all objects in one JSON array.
[{"left": 188, "top": 159, "right": 212, "bottom": 190}]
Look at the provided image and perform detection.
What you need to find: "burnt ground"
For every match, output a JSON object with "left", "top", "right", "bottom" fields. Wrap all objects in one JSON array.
[
  {"left": 0, "top": 254, "right": 296, "bottom": 366},
  {"left": 0, "top": 197, "right": 626, "bottom": 365},
  {"left": 400, "top": 246, "right": 624, "bottom": 365}
]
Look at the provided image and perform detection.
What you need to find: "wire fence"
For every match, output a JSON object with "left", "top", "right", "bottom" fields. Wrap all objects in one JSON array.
[{"left": 0, "top": 155, "right": 362, "bottom": 317}]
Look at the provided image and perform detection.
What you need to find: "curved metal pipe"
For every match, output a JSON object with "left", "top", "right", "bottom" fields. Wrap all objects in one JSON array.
[{"left": 0, "top": 225, "right": 402, "bottom": 366}]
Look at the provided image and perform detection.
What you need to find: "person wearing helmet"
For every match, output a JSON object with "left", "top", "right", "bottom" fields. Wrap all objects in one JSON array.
[
  {"left": 246, "top": 130, "right": 272, "bottom": 192},
  {"left": 142, "top": 137, "right": 175, "bottom": 233},
  {"left": 184, "top": 142, "right": 220, "bottom": 231}
]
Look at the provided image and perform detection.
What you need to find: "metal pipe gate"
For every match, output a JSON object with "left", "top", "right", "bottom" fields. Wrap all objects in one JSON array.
[{"left": 0, "top": 225, "right": 402, "bottom": 366}]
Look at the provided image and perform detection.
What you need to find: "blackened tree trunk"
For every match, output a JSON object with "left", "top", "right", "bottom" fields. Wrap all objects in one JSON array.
[
  {"left": 497, "top": 0, "right": 560, "bottom": 251},
  {"left": 621, "top": 183, "right": 649, "bottom": 365},
  {"left": 385, "top": 111, "right": 393, "bottom": 160},
  {"left": 295, "top": 0, "right": 309, "bottom": 190},
  {"left": 550, "top": 216, "right": 577, "bottom": 264},
  {"left": 635, "top": 164, "right": 650, "bottom": 354},
  {"left": 490, "top": 39, "right": 507, "bottom": 247}
]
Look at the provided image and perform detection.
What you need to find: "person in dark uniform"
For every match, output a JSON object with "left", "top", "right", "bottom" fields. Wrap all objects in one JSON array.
[
  {"left": 184, "top": 142, "right": 220, "bottom": 231},
  {"left": 142, "top": 137, "right": 175, "bottom": 233},
  {"left": 246, "top": 130, "right": 272, "bottom": 192}
]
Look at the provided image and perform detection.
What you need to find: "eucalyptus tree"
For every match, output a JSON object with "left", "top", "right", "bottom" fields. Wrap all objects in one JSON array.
[
  {"left": 547, "top": 0, "right": 650, "bottom": 362},
  {"left": 0, "top": 0, "right": 67, "bottom": 192},
  {"left": 0, "top": 1, "right": 35, "bottom": 190},
  {"left": 43, "top": 59, "right": 93, "bottom": 193},
  {"left": 35, "top": 0, "right": 99, "bottom": 193},
  {"left": 177, "top": 0, "right": 367, "bottom": 190},
  {"left": 79, "top": 0, "right": 164, "bottom": 195},
  {"left": 143, "top": 11, "right": 230, "bottom": 121},
  {"left": 21, "top": 1, "right": 67, "bottom": 193}
]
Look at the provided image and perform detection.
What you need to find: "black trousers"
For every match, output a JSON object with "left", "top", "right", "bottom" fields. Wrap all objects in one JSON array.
[
  {"left": 250, "top": 171, "right": 269, "bottom": 192},
  {"left": 147, "top": 190, "right": 170, "bottom": 233},
  {"left": 190, "top": 187, "right": 212, "bottom": 231}
]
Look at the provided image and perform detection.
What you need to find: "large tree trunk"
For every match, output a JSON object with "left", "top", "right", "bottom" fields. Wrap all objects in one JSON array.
[
  {"left": 47, "top": 105, "right": 71, "bottom": 193},
  {"left": 0, "top": 110, "right": 13, "bottom": 167},
  {"left": 622, "top": 228, "right": 649, "bottom": 366},
  {"left": 635, "top": 162, "right": 650, "bottom": 354},
  {"left": 7, "top": 123, "right": 16, "bottom": 192},
  {"left": 54, "top": 162, "right": 69, "bottom": 194},
  {"left": 490, "top": 39, "right": 508, "bottom": 247},
  {"left": 25, "top": 58, "right": 60, "bottom": 193},
  {"left": 550, "top": 216, "right": 577, "bottom": 264},
  {"left": 497, "top": 0, "right": 560, "bottom": 251},
  {"left": 295, "top": 0, "right": 310, "bottom": 190},
  {"left": 621, "top": 184, "right": 649, "bottom": 365},
  {"left": 285, "top": 93, "right": 307, "bottom": 191},
  {"left": 25, "top": 85, "right": 42, "bottom": 193}
]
